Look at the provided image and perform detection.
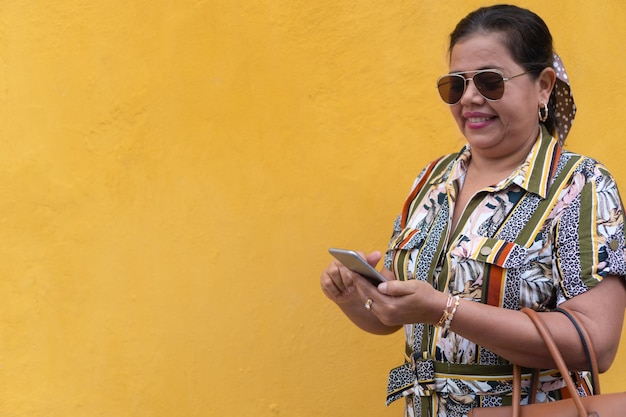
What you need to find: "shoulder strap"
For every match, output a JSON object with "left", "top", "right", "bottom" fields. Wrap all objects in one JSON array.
[
  {"left": 521, "top": 308, "right": 589, "bottom": 417},
  {"left": 553, "top": 306, "right": 601, "bottom": 394}
]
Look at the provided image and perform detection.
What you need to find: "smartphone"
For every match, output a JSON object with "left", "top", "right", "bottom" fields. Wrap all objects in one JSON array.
[{"left": 328, "top": 248, "right": 387, "bottom": 285}]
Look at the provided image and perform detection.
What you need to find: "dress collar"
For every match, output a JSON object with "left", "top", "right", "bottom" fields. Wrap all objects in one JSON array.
[{"left": 510, "top": 126, "right": 561, "bottom": 199}]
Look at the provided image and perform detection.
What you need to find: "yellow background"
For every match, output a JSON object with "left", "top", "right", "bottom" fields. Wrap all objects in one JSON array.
[{"left": 0, "top": 1, "right": 624, "bottom": 416}]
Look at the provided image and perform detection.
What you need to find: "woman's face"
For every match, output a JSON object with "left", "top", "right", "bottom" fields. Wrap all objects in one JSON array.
[{"left": 448, "top": 33, "right": 549, "bottom": 159}]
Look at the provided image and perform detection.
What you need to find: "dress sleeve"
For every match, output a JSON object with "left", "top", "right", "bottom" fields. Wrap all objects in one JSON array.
[
  {"left": 383, "top": 214, "right": 402, "bottom": 270},
  {"left": 555, "top": 161, "right": 626, "bottom": 302}
]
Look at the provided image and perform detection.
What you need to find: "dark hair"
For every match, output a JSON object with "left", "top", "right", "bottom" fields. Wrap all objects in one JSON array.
[{"left": 449, "top": 5, "right": 557, "bottom": 135}]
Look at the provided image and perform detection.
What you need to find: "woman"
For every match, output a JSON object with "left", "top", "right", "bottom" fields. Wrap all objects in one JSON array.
[{"left": 320, "top": 5, "right": 626, "bottom": 417}]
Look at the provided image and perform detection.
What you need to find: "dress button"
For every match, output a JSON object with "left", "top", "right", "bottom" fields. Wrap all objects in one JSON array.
[
  {"left": 609, "top": 239, "right": 620, "bottom": 251},
  {"left": 480, "top": 246, "right": 492, "bottom": 256}
]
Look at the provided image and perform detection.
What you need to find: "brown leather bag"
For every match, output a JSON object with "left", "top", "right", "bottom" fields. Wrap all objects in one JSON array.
[{"left": 468, "top": 307, "right": 626, "bottom": 417}]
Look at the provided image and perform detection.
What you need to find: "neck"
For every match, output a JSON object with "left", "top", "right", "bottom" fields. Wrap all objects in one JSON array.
[{"left": 468, "top": 126, "right": 540, "bottom": 180}]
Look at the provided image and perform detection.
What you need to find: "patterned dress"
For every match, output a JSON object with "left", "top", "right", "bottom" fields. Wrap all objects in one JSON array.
[{"left": 384, "top": 128, "right": 626, "bottom": 417}]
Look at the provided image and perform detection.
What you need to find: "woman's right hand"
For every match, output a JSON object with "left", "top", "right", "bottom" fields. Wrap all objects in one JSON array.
[
  {"left": 320, "top": 251, "right": 401, "bottom": 335},
  {"left": 320, "top": 250, "right": 381, "bottom": 305}
]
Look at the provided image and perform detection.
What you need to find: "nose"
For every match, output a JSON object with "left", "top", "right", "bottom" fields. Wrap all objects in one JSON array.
[{"left": 459, "top": 77, "right": 484, "bottom": 105}]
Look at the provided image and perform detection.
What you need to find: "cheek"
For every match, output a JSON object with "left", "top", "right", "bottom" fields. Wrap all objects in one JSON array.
[
  {"left": 499, "top": 101, "right": 535, "bottom": 128},
  {"left": 450, "top": 107, "right": 464, "bottom": 128}
]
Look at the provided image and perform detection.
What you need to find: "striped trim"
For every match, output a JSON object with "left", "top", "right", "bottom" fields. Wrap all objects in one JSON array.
[
  {"left": 397, "top": 228, "right": 421, "bottom": 248},
  {"left": 513, "top": 154, "right": 584, "bottom": 247},
  {"left": 579, "top": 176, "right": 599, "bottom": 281},
  {"left": 486, "top": 266, "right": 505, "bottom": 307},
  {"left": 480, "top": 241, "right": 517, "bottom": 306},
  {"left": 523, "top": 126, "right": 561, "bottom": 197}
]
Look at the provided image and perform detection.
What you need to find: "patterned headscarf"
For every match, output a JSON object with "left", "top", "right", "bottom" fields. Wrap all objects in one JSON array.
[{"left": 552, "top": 53, "right": 576, "bottom": 145}]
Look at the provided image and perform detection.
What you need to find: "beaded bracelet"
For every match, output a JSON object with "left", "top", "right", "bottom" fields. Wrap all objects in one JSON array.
[
  {"left": 443, "top": 296, "right": 460, "bottom": 333},
  {"left": 435, "top": 295, "right": 454, "bottom": 327}
]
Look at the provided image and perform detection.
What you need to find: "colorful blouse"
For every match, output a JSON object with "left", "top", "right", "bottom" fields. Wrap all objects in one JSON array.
[{"left": 384, "top": 128, "right": 626, "bottom": 417}]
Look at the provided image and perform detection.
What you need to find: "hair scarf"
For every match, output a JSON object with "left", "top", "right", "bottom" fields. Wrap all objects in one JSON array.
[{"left": 552, "top": 52, "right": 576, "bottom": 145}]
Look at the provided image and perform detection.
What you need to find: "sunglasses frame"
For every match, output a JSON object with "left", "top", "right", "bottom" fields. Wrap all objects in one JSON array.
[{"left": 436, "top": 69, "right": 528, "bottom": 105}]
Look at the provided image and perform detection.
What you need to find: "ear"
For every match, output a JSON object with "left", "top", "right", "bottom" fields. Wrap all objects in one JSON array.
[{"left": 537, "top": 67, "right": 556, "bottom": 104}]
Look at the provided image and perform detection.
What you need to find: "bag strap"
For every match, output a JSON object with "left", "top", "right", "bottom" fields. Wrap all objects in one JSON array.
[
  {"left": 517, "top": 308, "right": 589, "bottom": 417},
  {"left": 512, "top": 365, "right": 521, "bottom": 417},
  {"left": 528, "top": 368, "right": 540, "bottom": 403},
  {"left": 554, "top": 306, "right": 601, "bottom": 394}
]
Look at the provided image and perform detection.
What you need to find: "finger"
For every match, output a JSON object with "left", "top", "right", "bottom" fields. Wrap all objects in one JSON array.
[
  {"left": 363, "top": 251, "right": 395, "bottom": 281},
  {"left": 365, "top": 250, "right": 382, "bottom": 267},
  {"left": 331, "top": 263, "right": 351, "bottom": 293},
  {"left": 353, "top": 273, "right": 380, "bottom": 301},
  {"left": 324, "top": 262, "right": 359, "bottom": 299},
  {"left": 320, "top": 269, "right": 343, "bottom": 299},
  {"left": 377, "top": 279, "right": 420, "bottom": 296}
]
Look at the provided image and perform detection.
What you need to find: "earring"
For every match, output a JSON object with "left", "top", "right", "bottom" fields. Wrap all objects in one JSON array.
[{"left": 538, "top": 102, "right": 549, "bottom": 123}]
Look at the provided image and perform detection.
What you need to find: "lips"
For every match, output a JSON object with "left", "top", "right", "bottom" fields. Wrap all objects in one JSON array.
[{"left": 464, "top": 112, "right": 496, "bottom": 129}]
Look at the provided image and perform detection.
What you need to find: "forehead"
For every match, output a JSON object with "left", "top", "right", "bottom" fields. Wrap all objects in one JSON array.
[{"left": 449, "top": 33, "right": 516, "bottom": 72}]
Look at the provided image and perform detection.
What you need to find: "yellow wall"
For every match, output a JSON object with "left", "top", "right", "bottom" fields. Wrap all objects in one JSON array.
[{"left": 0, "top": 1, "right": 624, "bottom": 416}]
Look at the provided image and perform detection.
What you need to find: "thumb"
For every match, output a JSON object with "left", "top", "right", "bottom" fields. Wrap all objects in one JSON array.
[
  {"left": 365, "top": 250, "right": 382, "bottom": 267},
  {"left": 377, "top": 279, "right": 418, "bottom": 296}
]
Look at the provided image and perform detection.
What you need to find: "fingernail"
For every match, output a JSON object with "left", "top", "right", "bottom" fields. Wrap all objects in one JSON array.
[{"left": 378, "top": 282, "right": 387, "bottom": 293}]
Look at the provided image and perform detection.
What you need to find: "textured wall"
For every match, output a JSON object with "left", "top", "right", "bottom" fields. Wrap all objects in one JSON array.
[{"left": 0, "top": 1, "right": 624, "bottom": 416}]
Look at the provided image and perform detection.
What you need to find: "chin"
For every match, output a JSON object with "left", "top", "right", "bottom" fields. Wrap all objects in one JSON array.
[{"left": 464, "top": 134, "right": 505, "bottom": 153}]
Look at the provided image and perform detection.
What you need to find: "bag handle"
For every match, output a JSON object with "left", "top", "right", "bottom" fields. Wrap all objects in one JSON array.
[
  {"left": 553, "top": 306, "right": 601, "bottom": 394},
  {"left": 517, "top": 308, "right": 591, "bottom": 417}
]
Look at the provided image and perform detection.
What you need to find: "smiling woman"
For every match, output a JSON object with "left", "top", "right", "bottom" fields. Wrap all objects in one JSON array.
[
  {"left": 320, "top": 4, "right": 626, "bottom": 417},
  {"left": 0, "top": 1, "right": 624, "bottom": 417}
]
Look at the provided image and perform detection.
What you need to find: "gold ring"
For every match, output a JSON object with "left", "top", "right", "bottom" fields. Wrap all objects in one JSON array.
[{"left": 364, "top": 298, "right": 374, "bottom": 310}]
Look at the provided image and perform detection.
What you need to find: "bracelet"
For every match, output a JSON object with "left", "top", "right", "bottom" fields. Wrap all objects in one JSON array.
[
  {"left": 435, "top": 295, "right": 455, "bottom": 328},
  {"left": 443, "top": 296, "right": 460, "bottom": 333}
]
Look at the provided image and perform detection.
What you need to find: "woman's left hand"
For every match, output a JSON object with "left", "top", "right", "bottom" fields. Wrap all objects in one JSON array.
[{"left": 354, "top": 277, "right": 448, "bottom": 327}]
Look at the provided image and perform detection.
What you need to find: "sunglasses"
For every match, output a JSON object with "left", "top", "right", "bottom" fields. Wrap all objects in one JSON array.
[{"left": 436, "top": 69, "right": 528, "bottom": 105}]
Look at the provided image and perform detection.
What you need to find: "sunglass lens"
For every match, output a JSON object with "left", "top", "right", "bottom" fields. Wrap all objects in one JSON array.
[
  {"left": 474, "top": 71, "right": 505, "bottom": 100},
  {"left": 437, "top": 75, "right": 465, "bottom": 104}
]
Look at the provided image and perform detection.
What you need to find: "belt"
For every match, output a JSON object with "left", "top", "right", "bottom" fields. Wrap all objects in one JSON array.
[{"left": 386, "top": 354, "right": 542, "bottom": 406}]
